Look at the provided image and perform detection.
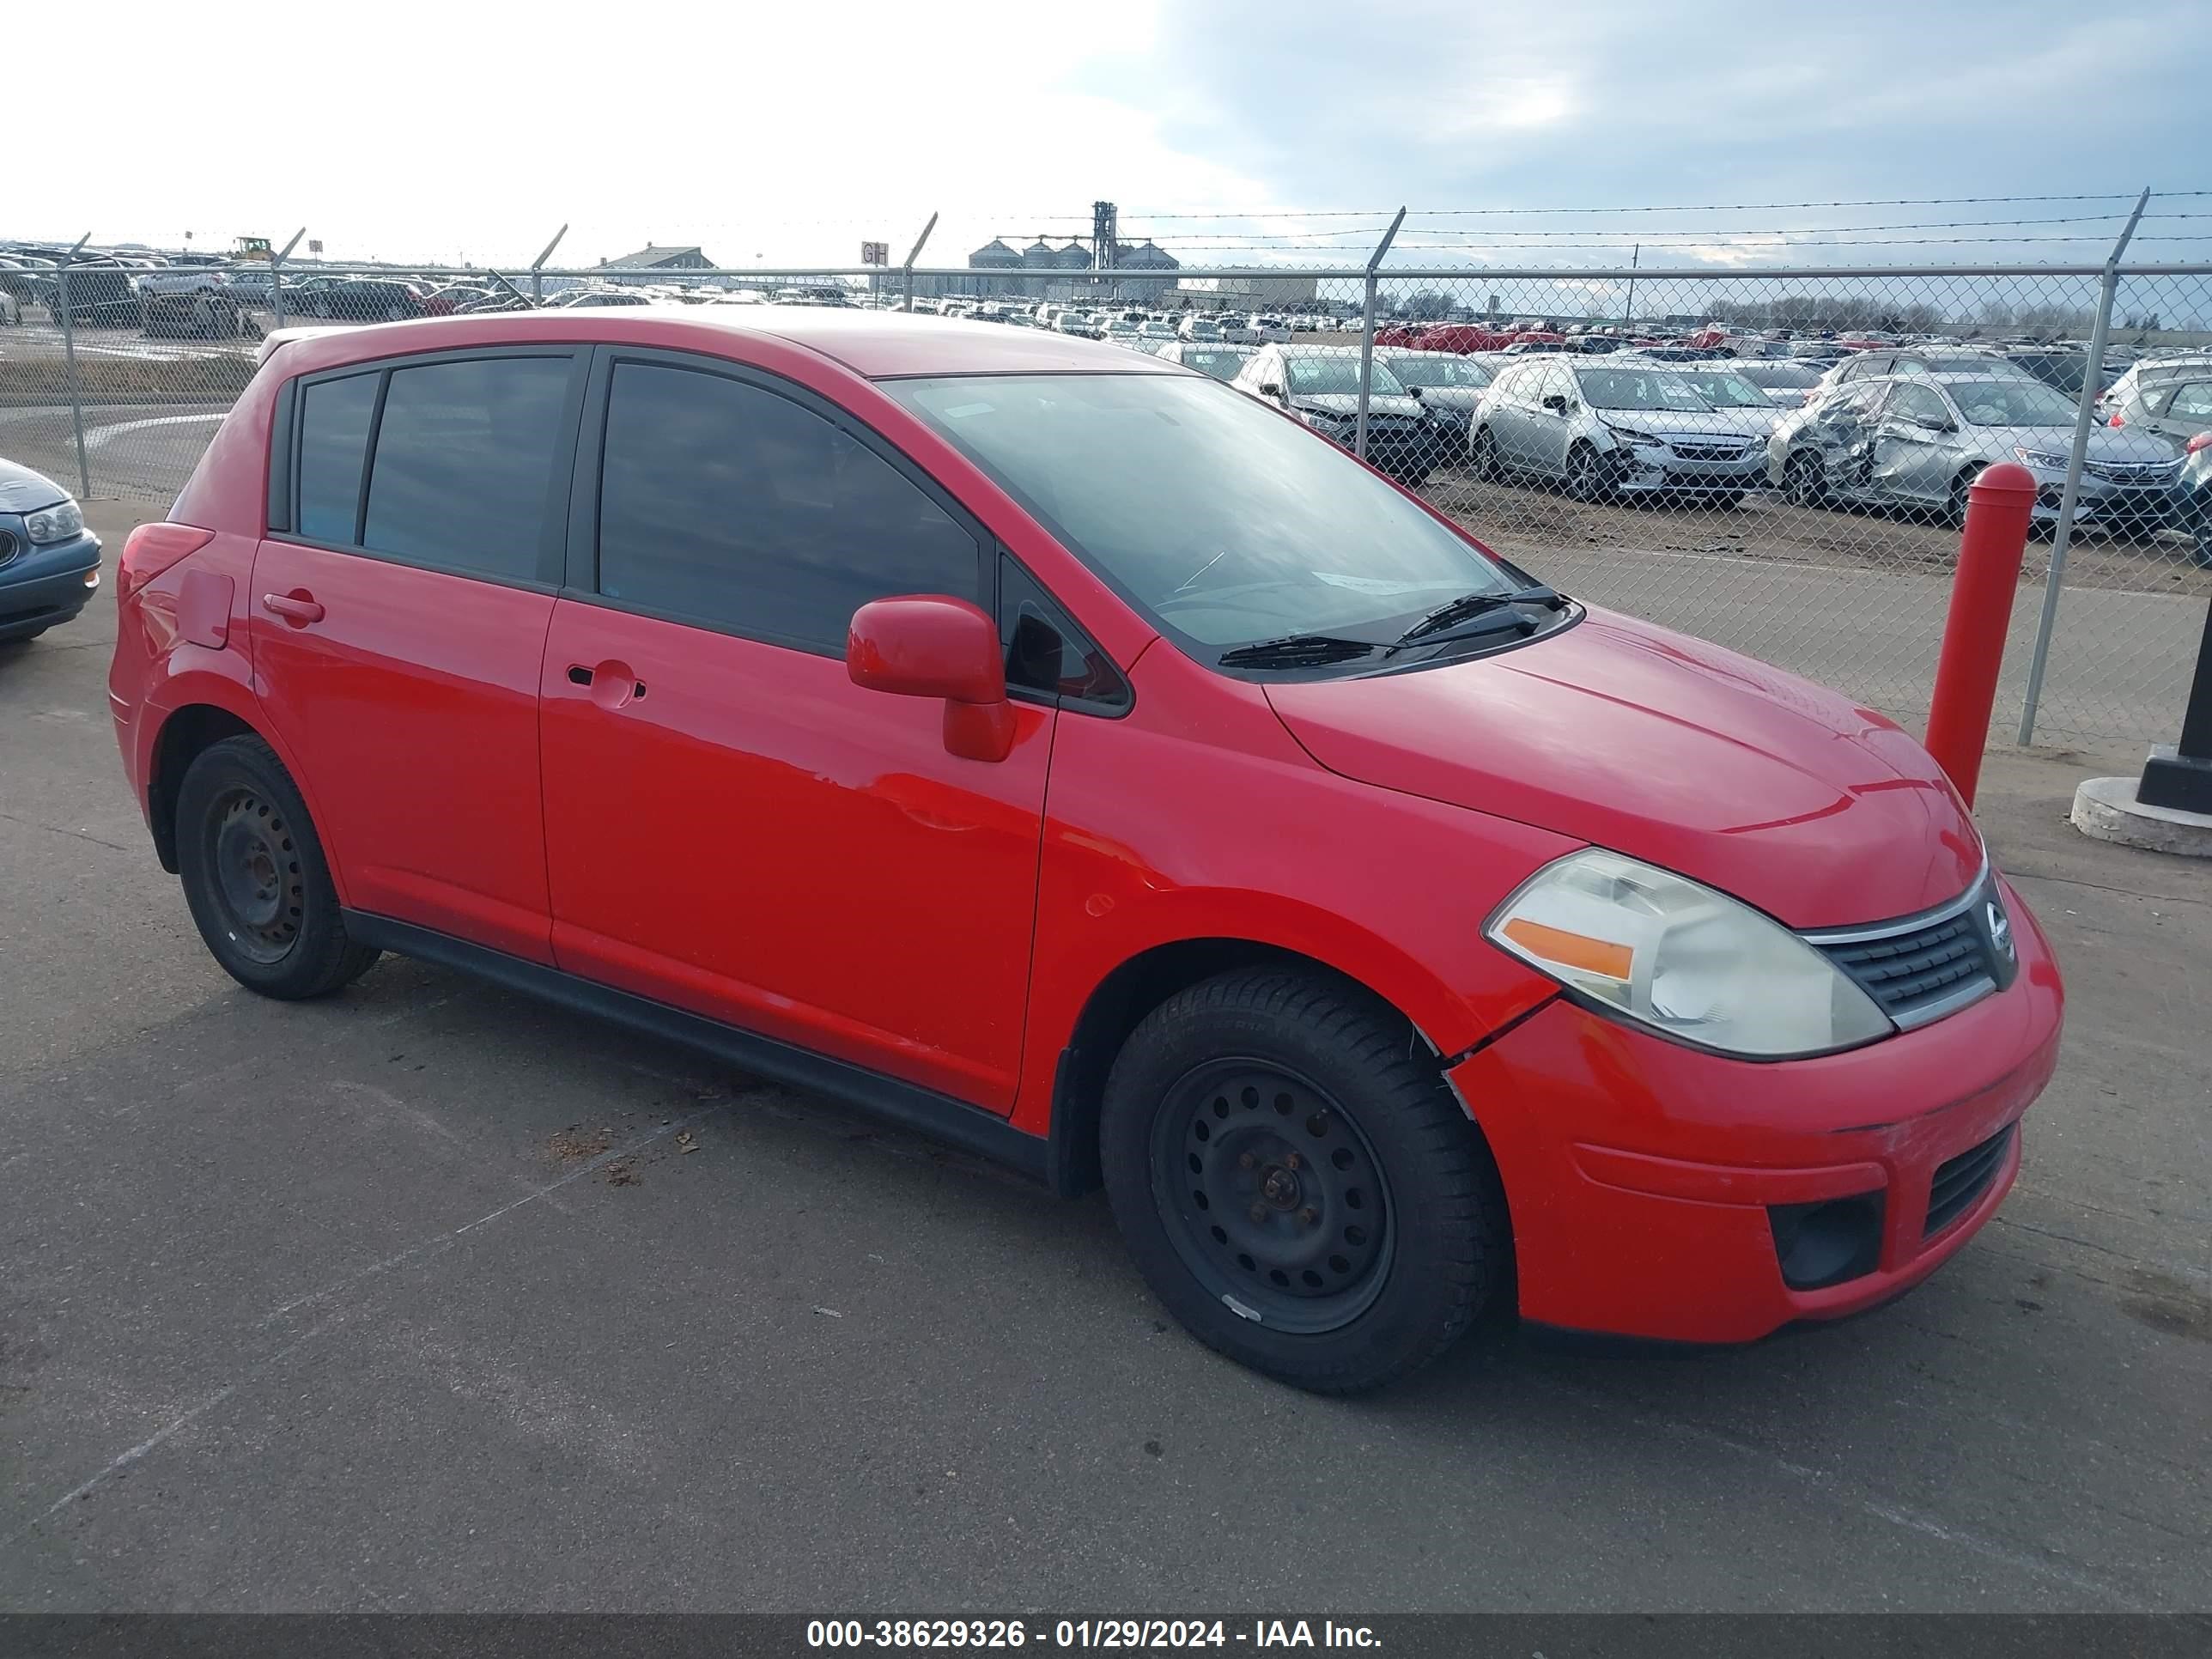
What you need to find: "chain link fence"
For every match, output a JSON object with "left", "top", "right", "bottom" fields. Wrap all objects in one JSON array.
[{"left": 3, "top": 249, "right": 2207, "bottom": 753}]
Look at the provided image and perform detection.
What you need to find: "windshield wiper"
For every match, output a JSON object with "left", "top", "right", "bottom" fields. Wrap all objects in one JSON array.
[
  {"left": 1386, "top": 585, "right": 1564, "bottom": 653},
  {"left": 1218, "top": 635, "right": 1383, "bottom": 669}
]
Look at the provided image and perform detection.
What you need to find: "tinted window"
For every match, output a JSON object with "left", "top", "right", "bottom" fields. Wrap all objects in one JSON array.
[
  {"left": 597, "top": 362, "right": 981, "bottom": 649},
  {"left": 998, "top": 553, "right": 1125, "bottom": 708},
  {"left": 361, "top": 356, "right": 572, "bottom": 579},
  {"left": 295, "top": 371, "right": 378, "bottom": 544}
]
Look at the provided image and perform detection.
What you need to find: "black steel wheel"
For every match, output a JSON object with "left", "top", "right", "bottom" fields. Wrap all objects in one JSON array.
[
  {"left": 176, "top": 734, "right": 379, "bottom": 999},
  {"left": 1101, "top": 968, "right": 1510, "bottom": 1394},
  {"left": 1151, "top": 1060, "right": 1395, "bottom": 1334}
]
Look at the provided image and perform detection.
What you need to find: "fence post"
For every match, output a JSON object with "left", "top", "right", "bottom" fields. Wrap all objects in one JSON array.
[
  {"left": 901, "top": 212, "right": 939, "bottom": 313},
  {"left": 1353, "top": 207, "right": 1407, "bottom": 462},
  {"left": 530, "top": 224, "right": 568, "bottom": 304},
  {"left": 270, "top": 227, "right": 306, "bottom": 333},
  {"left": 2015, "top": 186, "right": 2150, "bottom": 744},
  {"left": 56, "top": 234, "right": 93, "bottom": 500}
]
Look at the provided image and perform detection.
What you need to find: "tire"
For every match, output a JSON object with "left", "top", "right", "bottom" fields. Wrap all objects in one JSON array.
[
  {"left": 1100, "top": 969, "right": 1507, "bottom": 1394},
  {"left": 1948, "top": 469, "right": 1978, "bottom": 529},
  {"left": 175, "top": 734, "right": 379, "bottom": 1000},
  {"left": 1564, "top": 442, "right": 1607, "bottom": 503},
  {"left": 1781, "top": 451, "right": 1826, "bottom": 507},
  {"left": 1469, "top": 427, "right": 1501, "bottom": 483}
]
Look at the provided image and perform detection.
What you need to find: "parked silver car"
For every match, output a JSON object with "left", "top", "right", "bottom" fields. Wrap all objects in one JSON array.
[
  {"left": 1374, "top": 349, "right": 1504, "bottom": 465},
  {"left": 2104, "top": 365, "right": 2212, "bottom": 448},
  {"left": 1231, "top": 345, "right": 1443, "bottom": 484},
  {"left": 1766, "top": 373, "right": 2187, "bottom": 532},
  {"left": 1470, "top": 358, "right": 1771, "bottom": 502}
]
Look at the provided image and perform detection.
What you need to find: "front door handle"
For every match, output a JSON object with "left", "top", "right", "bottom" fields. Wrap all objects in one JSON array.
[
  {"left": 261, "top": 591, "right": 325, "bottom": 626},
  {"left": 568, "top": 660, "right": 647, "bottom": 710}
]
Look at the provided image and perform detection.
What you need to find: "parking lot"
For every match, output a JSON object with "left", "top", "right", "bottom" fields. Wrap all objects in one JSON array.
[{"left": 2, "top": 496, "right": 2208, "bottom": 1612}]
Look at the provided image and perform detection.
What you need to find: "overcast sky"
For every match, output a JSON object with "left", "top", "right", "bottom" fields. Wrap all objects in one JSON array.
[{"left": 19, "top": 0, "right": 2210, "bottom": 272}]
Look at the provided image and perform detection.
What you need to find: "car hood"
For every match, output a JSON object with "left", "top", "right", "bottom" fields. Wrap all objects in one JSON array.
[
  {"left": 1401, "top": 386, "right": 1487, "bottom": 412},
  {"left": 1262, "top": 608, "right": 1984, "bottom": 929},
  {"left": 1981, "top": 424, "right": 2179, "bottom": 465},
  {"left": 1294, "top": 392, "right": 1425, "bottom": 420},
  {"left": 0, "top": 459, "right": 68, "bottom": 514}
]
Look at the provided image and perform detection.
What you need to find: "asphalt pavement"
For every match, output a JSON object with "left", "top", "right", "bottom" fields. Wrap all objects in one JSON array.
[{"left": 1, "top": 500, "right": 2208, "bottom": 1613}]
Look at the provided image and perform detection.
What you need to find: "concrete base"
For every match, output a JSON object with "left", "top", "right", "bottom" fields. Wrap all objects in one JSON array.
[{"left": 2071, "top": 774, "right": 2212, "bottom": 856}]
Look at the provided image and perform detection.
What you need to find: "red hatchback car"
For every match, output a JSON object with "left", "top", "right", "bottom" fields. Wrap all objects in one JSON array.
[{"left": 110, "top": 308, "right": 2063, "bottom": 1391}]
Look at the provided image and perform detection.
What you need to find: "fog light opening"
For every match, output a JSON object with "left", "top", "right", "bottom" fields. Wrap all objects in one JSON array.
[{"left": 1769, "top": 1192, "right": 1885, "bottom": 1291}]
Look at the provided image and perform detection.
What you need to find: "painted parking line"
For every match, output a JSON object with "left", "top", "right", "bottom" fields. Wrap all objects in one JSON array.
[{"left": 83, "top": 412, "right": 227, "bottom": 449}]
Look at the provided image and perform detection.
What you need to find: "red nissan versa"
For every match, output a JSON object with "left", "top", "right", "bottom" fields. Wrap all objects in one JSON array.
[{"left": 108, "top": 309, "right": 2063, "bottom": 1392}]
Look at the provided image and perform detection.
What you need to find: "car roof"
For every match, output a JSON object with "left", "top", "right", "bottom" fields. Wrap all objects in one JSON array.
[{"left": 263, "top": 304, "right": 1185, "bottom": 382}]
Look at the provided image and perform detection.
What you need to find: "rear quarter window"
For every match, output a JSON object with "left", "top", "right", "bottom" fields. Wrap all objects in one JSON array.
[{"left": 295, "top": 372, "right": 379, "bottom": 544}]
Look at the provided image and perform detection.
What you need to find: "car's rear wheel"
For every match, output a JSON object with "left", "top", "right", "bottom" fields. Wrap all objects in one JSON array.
[
  {"left": 1100, "top": 969, "right": 1507, "bottom": 1394},
  {"left": 1948, "top": 468, "right": 1979, "bottom": 529},
  {"left": 176, "top": 735, "right": 378, "bottom": 1000},
  {"left": 1469, "top": 427, "right": 1501, "bottom": 482},
  {"left": 1782, "top": 451, "right": 1826, "bottom": 507}
]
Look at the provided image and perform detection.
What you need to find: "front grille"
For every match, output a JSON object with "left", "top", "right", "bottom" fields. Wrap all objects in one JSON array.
[
  {"left": 1815, "top": 908, "right": 1994, "bottom": 1024},
  {"left": 1668, "top": 441, "right": 1752, "bottom": 461},
  {"left": 1925, "top": 1123, "right": 2014, "bottom": 1237},
  {"left": 2085, "top": 459, "right": 2179, "bottom": 483},
  {"left": 0, "top": 529, "right": 18, "bottom": 567}
]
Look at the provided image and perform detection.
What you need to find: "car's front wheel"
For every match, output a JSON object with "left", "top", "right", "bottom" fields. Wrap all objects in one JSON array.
[
  {"left": 1564, "top": 442, "right": 1609, "bottom": 502},
  {"left": 175, "top": 734, "right": 379, "bottom": 1000},
  {"left": 1468, "top": 424, "right": 1504, "bottom": 484},
  {"left": 1100, "top": 969, "right": 1507, "bottom": 1394},
  {"left": 1782, "top": 451, "right": 1826, "bottom": 507}
]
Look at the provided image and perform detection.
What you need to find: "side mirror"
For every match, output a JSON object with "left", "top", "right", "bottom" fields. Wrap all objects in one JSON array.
[
  {"left": 1407, "top": 385, "right": 1425, "bottom": 398},
  {"left": 847, "top": 595, "right": 1015, "bottom": 763},
  {"left": 1542, "top": 394, "right": 1569, "bottom": 412},
  {"left": 1259, "top": 382, "right": 1284, "bottom": 398}
]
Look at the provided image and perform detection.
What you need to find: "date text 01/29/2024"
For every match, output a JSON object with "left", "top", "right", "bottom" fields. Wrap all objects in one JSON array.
[{"left": 805, "top": 1620, "right": 1382, "bottom": 1649}]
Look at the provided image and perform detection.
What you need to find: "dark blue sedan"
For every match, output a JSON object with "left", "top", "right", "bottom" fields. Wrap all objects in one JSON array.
[{"left": 0, "top": 459, "right": 101, "bottom": 642}]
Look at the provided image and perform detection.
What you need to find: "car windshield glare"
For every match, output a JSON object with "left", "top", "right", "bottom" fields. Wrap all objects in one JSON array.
[
  {"left": 1389, "top": 357, "right": 1492, "bottom": 387},
  {"left": 884, "top": 374, "right": 1516, "bottom": 652},
  {"left": 1949, "top": 380, "right": 2079, "bottom": 426},
  {"left": 1573, "top": 368, "right": 1711, "bottom": 411},
  {"left": 1285, "top": 356, "right": 1408, "bottom": 397},
  {"left": 1675, "top": 373, "right": 1770, "bottom": 409}
]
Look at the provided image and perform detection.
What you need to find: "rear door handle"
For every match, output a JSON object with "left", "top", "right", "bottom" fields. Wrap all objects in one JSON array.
[
  {"left": 568, "top": 660, "right": 647, "bottom": 709},
  {"left": 260, "top": 591, "right": 325, "bottom": 626}
]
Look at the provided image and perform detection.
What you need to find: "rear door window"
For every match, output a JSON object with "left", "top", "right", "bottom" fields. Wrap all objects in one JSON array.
[
  {"left": 295, "top": 371, "right": 379, "bottom": 544},
  {"left": 593, "top": 360, "right": 984, "bottom": 653},
  {"left": 361, "top": 356, "right": 574, "bottom": 580}
]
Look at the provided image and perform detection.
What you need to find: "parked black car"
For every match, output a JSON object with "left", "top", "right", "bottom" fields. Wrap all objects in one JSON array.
[{"left": 45, "top": 264, "right": 143, "bottom": 328}]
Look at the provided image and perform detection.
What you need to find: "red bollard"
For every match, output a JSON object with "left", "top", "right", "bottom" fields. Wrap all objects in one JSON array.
[{"left": 1923, "top": 461, "right": 2038, "bottom": 807}]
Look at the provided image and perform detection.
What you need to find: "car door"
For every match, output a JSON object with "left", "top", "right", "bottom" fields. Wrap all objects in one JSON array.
[
  {"left": 252, "top": 347, "right": 586, "bottom": 962},
  {"left": 537, "top": 349, "right": 1054, "bottom": 1111},
  {"left": 1869, "top": 381, "right": 1960, "bottom": 506},
  {"left": 1480, "top": 366, "right": 1530, "bottom": 468},
  {"left": 1526, "top": 366, "right": 1578, "bottom": 477}
]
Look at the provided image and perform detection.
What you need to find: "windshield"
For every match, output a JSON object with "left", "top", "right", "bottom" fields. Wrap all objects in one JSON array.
[
  {"left": 1181, "top": 349, "right": 1250, "bottom": 381},
  {"left": 1672, "top": 371, "right": 1771, "bottom": 409},
  {"left": 1573, "top": 367, "right": 1711, "bottom": 411},
  {"left": 884, "top": 374, "right": 1516, "bottom": 651},
  {"left": 1387, "top": 356, "right": 1492, "bottom": 388},
  {"left": 1286, "top": 356, "right": 1408, "bottom": 397},
  {"left": 1947, "top": 379, "right": 2080, "bottom": 426}
]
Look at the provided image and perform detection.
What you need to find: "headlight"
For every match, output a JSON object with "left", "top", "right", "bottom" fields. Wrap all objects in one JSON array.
[
  {"left": 1604, "top": 423, "right": 1664, "bottom": 447},
  {"left": 2013, "top": 447, "right": 2071, "bottom": 471},
  {"left": 1486, "top": 849, "right": 1892, "bottom": 1058},
  {"left": 24, "top": 500, "right": 85, "bottom": 544},
  {"left": 1300, "top": 408, "right": 1351, "bottom": 432}
]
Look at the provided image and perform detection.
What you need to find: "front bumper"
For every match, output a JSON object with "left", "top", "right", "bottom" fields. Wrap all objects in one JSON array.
[
  {"left": 0, "top": 528, "right": 102, "bottom": 640},
  {"left": 1612, "top": 444, "right": 1768, "bottom": 494},
  {"left": 1449, "top": 874, "right": 2063, "bottom": 1343},
  {"left": 2027, "top": 473, "right": 2183, "bottom": 531}
]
